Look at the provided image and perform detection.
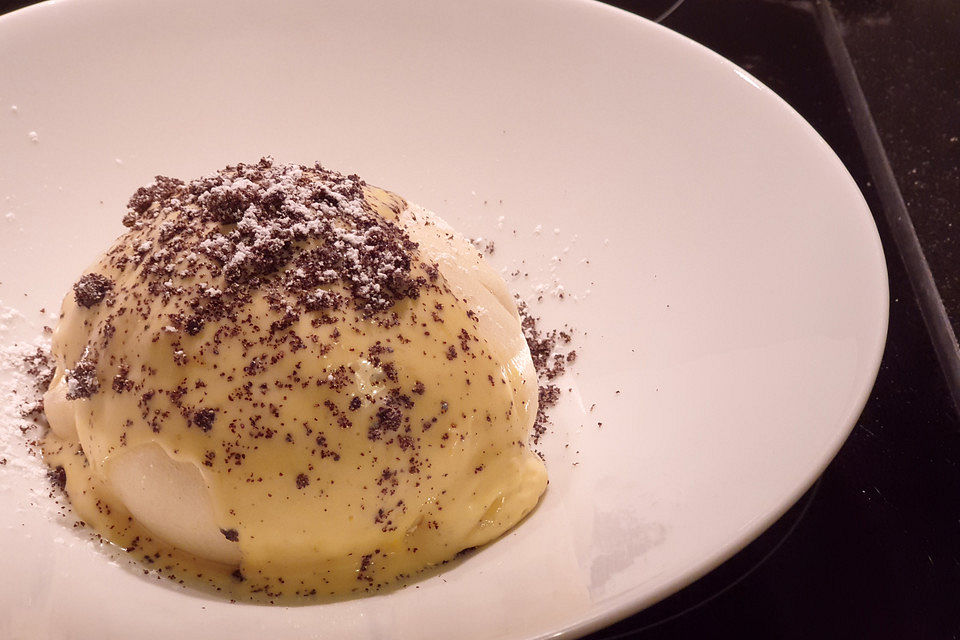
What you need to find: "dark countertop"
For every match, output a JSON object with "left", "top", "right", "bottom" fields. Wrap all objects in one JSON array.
[
  {"left": 2, "top": 0, "right": 957, "bottom": 638},
  {"left": 834, "top": 0, "right": 960, "bottom": 340}
]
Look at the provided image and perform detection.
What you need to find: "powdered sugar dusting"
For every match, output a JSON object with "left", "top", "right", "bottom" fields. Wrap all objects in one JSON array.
[
  {"left": 0, "top": 303, "right": 60, "bottom": 517},
  {"left": 119, "top": 157, "right": 431, "bottom": 318}
]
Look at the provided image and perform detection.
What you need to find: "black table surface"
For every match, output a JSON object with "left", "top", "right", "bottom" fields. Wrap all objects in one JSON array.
[{"left": 2, "top": 1, "right": 958, "bottom": 638}]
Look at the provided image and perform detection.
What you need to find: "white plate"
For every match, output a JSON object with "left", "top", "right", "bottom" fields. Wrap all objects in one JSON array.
[{"left": 0, "top": 0, "right": 888, "bottom": 638}]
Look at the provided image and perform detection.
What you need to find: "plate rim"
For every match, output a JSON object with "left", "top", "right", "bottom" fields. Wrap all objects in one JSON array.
[{"left": 542, "top": 4, "right": 889, "bottom": 637}]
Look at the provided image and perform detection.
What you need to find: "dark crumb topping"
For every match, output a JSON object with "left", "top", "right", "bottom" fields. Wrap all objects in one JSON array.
[
  {"left": 112, "top": 367, "right": 134, "bottom": 393},
  {"left": 120, "top": 157, "right": 428, "bottom": 316},
  {"left": 192, "top": 408, "right": 217, "bottom": 432},
  {"left": 357, "top": 553, "right": 374, "bottom": 583},
  {"left": 520, "top": 302, "right": 573, "bottom": 382},
  {"left": 47, "top": 465, "right": 67, "bottom": 491},
  {"left": 369, "top": 406, "right": 402, "bottom": 441},
  {"left": 73, "top": 273, "right": 114, "bottom": 308},
  {"left": 65, "top": 349, "right": 100, "bottom": 400},
  {"left": 23, "top": 347, "right": 54, "bottom": 392},
  {"left": 220, "top": 528, "right": 239, "bottom": 542},
  {"left": 534, "top": 384, "right": 561, "bottom": 443},
  {"left": 518, "top": 302, "right": 576, "bottom": 444},
  {"left": 469, "top": 238, "right": 495, "bottom": 255}
]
